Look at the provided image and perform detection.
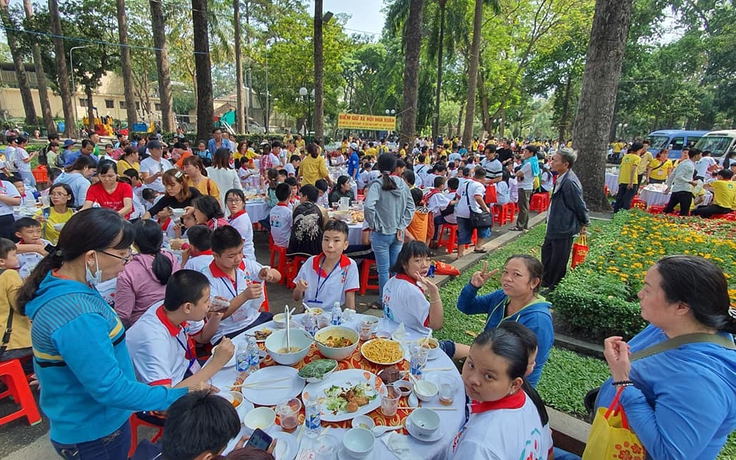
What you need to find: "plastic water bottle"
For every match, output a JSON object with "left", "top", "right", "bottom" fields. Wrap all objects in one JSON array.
[
  {"left": 247, "top": 337, "right": 260, "bottom": 374},
  {"left": 304, "top": 392, "right": 321, "bottom": 437},
  {"left": 235, "top": 345, "right": 249, "bottom": 374},
  {"left": 330, "top": 303, "right": 342, "bottom": 326},
  {"left": 304, "top": 314, "right": 318, "bottom": 337}
]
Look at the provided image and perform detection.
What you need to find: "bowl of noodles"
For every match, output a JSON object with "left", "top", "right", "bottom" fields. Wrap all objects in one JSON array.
[
  {"left": 315, "top": 326, "right": 359, "bottom": 361},
  {"left": 265, "top": 329, "right": 312, "bottom": 366},
  {"left": 360, "top": 338, "right": 405, "bottom": 366}
]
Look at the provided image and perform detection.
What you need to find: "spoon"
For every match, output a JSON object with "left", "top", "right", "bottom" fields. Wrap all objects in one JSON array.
[
  {"left": 372, "top": 425, "right": 402, "bottom": 437},
  {"left": 408, "top": 392, "right": 419, "bottom": 408},
  {"left": 285, "top": 305, "right": 291, "bottom": 353}
]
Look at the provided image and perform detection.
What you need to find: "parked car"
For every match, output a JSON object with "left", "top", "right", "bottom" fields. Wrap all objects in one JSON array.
[
  {"left": 647, "top": 130, "right": 709, "bottom": 159},
  {"left": 694, "top": 130, "right": 736, "bottom": 163}
]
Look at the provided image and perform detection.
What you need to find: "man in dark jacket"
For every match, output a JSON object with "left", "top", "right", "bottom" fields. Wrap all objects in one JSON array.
[{"left": 542, "top": 148, "right": 590, "bottom": 291}]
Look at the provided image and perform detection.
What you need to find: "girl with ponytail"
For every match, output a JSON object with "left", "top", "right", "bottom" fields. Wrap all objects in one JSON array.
[{"left": 115, "top": 219, "right": 180, "bottom": 328}]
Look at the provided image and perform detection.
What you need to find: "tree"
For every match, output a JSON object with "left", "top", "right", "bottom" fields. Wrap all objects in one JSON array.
[
  {"left": 431, "top": 0, "right": 446, "bottom": 143},
  {"left": 234, "top": 0, "right": 245, "bottom": 133},
  {"left": 149, "top": 0, "right": 174, "bottom": 132},
  {"left": 192, "top": 0, "right": 214, "bottom": 138},
  {"left": 0, "top": 0, "right": 37, "bottom": 126},
  {"left": 399, "top": 0, "right": 424, "bottom": 145},
  {"left": 116, "top": 0, "right": 137, "bottom": 127},
  {"left": 572, "top": 0, "right": 634, "bottom": 211},
  {"left": 313, "top": 0, "right": 325, "bottom": 139},
  {"left": 461, "top": 0, "right": 485, "bottom": 147},
  {"left": 22, "top": 0, "right": 55, "bottom": 135},
  {"left": 48, "top": 0, "right": 75, "bottom": 137}
]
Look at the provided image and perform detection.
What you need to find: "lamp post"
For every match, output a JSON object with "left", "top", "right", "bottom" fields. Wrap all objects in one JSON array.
[
  {"left": 299, "top": 87, "right": 314, "bottom": 135},
  {"left": 385, "top": 109, "right": 396, "bottom": 136},
  {"left": 69, "top": 45, "right": 93, "bottom": 130}
]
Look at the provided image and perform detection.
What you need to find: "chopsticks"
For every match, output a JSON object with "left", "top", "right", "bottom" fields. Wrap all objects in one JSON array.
[
  {"left": 398, "top": 406, "right": 456, "bottom": 411},
  {"left": 228, "top": 376, "right": 291, "bottom": 389}
]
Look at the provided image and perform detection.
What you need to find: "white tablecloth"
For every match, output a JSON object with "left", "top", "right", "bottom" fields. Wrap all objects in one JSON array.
[
  {"left": 214, "top": 314, "right": 465, "bottom": 460},
  {"left": 246, "top": 200, "right": 269, "bottom": 224},
  {"left": 639, "top": 187, "right": 712, "bottom": 207},
  {"left": 348, "top": 222, "right": 364, "bottom": 246},
  {"left": 605, "top": 173, "right": 619, "bottom": 195}
]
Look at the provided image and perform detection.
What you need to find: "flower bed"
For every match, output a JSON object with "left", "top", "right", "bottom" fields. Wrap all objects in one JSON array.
[{"left": 551, "top": 210, "right": 736, "bottom": 343}]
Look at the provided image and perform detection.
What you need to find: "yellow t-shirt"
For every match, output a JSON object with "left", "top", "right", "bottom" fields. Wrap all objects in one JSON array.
[
  {"left": 300, "top": 155, "right": 329, "bottom": 186},
  {"left": 712, "top": 180, "right": 736, "bottom": 209},
  {"left": 341, "top": 141, "right": 349, "bottom": 154},
  {"left": 35, "top": 207, "right": 74, "bottom": 245},
  {"left": 188, "top": 177, "right": 221, "bottom": 200},
  {"left": 636, "top": 151, "right": 653, "bottom": 175},
  {"left": 612, "top": 142, "right": 624, "bottom": 153},
  {"left": 399, "top": 148, "right": 406, "bottom": 158},
  {"left": 648, "top": 158, "right": 672, "bottom": 181},
  {"left": 0, "top": 269, "right": 29, "bottom": 351},
  {"left": 618, "top": 154, "right": 641, "bottom": 185},
  {"left": 365, "top": 147, "right": 378, "bottom": 157},
  {"left": 117, "top": 159, "right": 139, "bottom": 176},
  {"left": 296, "top": 139, "right": 306, "bottom": 152}
]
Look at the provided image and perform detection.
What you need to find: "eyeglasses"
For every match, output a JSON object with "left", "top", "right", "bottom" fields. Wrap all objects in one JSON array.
[
  {"left": 99, "top": 250, "right": 133, "bottom": 264},
  {"left": 226, "top": 198, "right": 243, "bottom": 204},
  {"left": 50, "top": 192, "right": 69, "bottom": 197}
]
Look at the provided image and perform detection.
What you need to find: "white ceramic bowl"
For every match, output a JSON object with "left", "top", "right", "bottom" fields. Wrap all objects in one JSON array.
[
  {"left": 409, "top": 408, "right": 440, "bottom": 437},
  {"left": 265, "top": 329, "right": 312, "bottom": 366},
  {"left": 393, "top": 380, "right": 412, "bottom": 397},
  {"left": 315, "top": 326, "right": 359, "bottom": 361},
  {"left": 273, "top": 313, "right": 287, "bottom": 328},
  {"left": 414, "top": 380, "right": 438, "bottom": 402},
  {"left": 229, "top": 391, "right": 254, "bottom": 420},
  {"left": 243, "top": 406, "right": 276, "bottom": 435},
  {"left": 351, "top": 415, "right": 375, "bottom": 430},
  {"left": 415, "top": 337, "right": 440, "bottom": 360},
  {"left": 171, "top": 208, "right": 187, "bottom": 218},
  {"left": 342, "top": 427, "right": 375, "bottom": 457}
]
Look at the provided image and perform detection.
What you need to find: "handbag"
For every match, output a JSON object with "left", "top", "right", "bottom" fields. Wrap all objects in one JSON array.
[
  {"left": 571, "top": 233, "right": 589, "bottom": 268},
  {"left": 582, "top": 386, "right": 646, "bottom": 460},
  {"left": 465, "top": 183, "right": 493, "bottom": 228}
]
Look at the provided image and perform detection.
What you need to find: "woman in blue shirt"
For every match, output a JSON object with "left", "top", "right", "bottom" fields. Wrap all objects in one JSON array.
[
  {"left": 16, "top": 209, "right": 192, "bottom": 460},
  {"left": 599, "top": 255, "right": 736, "bottom": 459}
]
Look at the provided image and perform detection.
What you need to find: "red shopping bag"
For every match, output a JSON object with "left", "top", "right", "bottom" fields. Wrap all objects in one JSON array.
[{"left": 571, "top": 233, "right": 588, "bottom": 269}]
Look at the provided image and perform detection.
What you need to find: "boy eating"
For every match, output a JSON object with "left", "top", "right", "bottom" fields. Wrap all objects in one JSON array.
[
  {"left": 269, "top": 183, "right": 293, "bottom": 249},
  {"left": 292, "top": 219, "right": 359, "bottom": 311},
  {"left": 15, "top": 217, "right": 53, "bottom": 279},
  {"left": 182, "top": 225, "right": 214, "bottom": 272}
]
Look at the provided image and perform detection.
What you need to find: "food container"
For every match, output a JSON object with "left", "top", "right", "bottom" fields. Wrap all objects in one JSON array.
[
  {"left": 314, "top": 326, "right": 359, "bottom": 360},
  {"left": 243, "top": 407, "right": 276, "bottom": 435},
  {"left": 265, "top": 329, "right": 312, "bottom": 366},
  {"left": 413, "top": 380, "right": 438, "bottom": 402}
]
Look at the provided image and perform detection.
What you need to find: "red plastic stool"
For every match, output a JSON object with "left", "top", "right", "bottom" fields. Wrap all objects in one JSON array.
[
  {"left": 647, "top": 205, "right": 665, "bottom": 214},
  {"left": 359, "top": 259, "right": 380, "bottom": 295},
  {"left": 530, "top": 193, "right": 550, "bottom": 212},
  {"left": 128, "top": 413, "right": 164, "bottom": 458},
  {"left": 0, "top": 359, "right": 41, "bottom": 427},
  {"left": 493, "top": 203, "right": 514, "bottom": 225},
  {"left": 269, "top": 244, "right": 288, "bottom": 285},
  {"left": 631, "top": 197, "right": 647, "bottom": 210},
  {"left": 286, "top": 255, "right": 308, "bottom": 289},
  {"left": 437, "top": 223, "right": 458, "bottom": 254},
  {"left": 508, "top": 202, "right": 519, "bottom": 216}
]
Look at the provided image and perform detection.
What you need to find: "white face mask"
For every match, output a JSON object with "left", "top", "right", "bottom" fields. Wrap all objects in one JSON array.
[{"left": 85, "top": 252, "right": 103, "bottom": 287}]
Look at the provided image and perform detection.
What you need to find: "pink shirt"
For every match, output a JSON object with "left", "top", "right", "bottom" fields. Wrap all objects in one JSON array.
[{"left": 115, "top": 252, "right": 180, "bottom": 328}]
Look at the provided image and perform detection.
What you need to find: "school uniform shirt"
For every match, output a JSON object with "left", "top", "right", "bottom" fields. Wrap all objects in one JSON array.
[
  {"left": 158, "top": 217, "right": 178, "bottom": 241},
  {"left": 508, "top": 177, "right": 519, "bottom": 203},
  {"left": 379, "top": 274, "right": 430, "bottom": 340},
  {"left": 269, "top": 203, "right": 293, "bottom": 248},
  {"left": 15, "top": 147, "right": 31, "bottom": 173},
  {"left": 617, "top": 153, "right": 641, "bottom": 185},
  {"left": 414, "top": 164, "right": 430, "bottom": 186},
  {"left": 284, "top": 163, "right": 297, "bottom": 177},
  {"left": 294, "top": 254, "right": 359, "bottom": 311},
  {"left": 694, "top": 156, "right": 718, "bottom": 178},
  {"left": 139, "top": 157, "right": 174, "bottom": 193},
  {"left": 130, "top": 191, "right": 146, "bottom": 220},
  {"left": 85, "top": 182, "right": 134, "bottom": 219},
  {"left": 228, "top": 209, "right": 256, "bottom": 260},
  {"left": 0, "top": 181, "right": 20, "bottom": 216},
  {"left": 455, "top": 180, "right": 485, "bottom": 219},
  {"left": 425, "top": 189, "right": 451, "bottom": 218},
  {"left": 183, "top": 252, "right": 214, "bottom": 273},
  {"left": 268, "top": 152, "right": 282, "bottom": 168},
  {"left": 17, "top": 238, "right": 53, "bottom": 280},
  {"left": 203, "top": 259, "right": 265, "bottom": 344},
  {"left": 126, "top": 303, "right": 204, "bottom": 387},
  {"left": 451, "top": 391, "right": 546, "bottom": 460},
  {"left": 423, "top": 173, "right": 440, "bottom": 189}
]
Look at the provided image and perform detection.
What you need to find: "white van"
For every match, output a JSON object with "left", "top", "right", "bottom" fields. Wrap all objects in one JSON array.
[{"left": 693, "top": 130, "right": 736, "bottom": 161}]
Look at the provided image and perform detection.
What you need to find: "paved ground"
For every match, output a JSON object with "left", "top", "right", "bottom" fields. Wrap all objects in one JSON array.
[{"left": 0, "top": 206, "right": 576, "bottom": 459}]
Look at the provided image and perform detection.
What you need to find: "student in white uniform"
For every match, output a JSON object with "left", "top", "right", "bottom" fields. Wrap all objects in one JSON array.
[
  {"left": 182, "top": 225, "right": 214, "bottom": 273},
  {"left": 203, "top": 225, "right": 281, "bottom": 344},
  {"left": 14, "top": 217, "right": 53, "bottom": 279},
  {"left": 451, "top": 327, "right": 547, "bottom": 460},
  {"left": 139, "top": 140, "right": 174, "bottom": 193},
  {"left": 379, "top": 241, "right": 443, "bottom": 340},
  {"left": 126, "top": 270, "right": 234, "bottom": 389},
  {"left": 224, "top": 189, "right": 256, "bottom": 260},
  {"left": 292, "top": 220, "right": 359, "bottom": 311},
  {"left": 269, "top": 183, "right": 293, "bottom": 249}
]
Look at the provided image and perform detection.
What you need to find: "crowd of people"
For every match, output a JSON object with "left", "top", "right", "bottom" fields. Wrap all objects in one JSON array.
[{"left": 0, "top": 130, "right": 733, "bottom": 460}]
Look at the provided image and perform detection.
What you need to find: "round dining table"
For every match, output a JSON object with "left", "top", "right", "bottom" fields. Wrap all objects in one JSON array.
[
  {"left": 211, "top": 313, "right": 465, "bottom": 460},
  {"left": 605, "top": 172, "right": 619, "bottom": 196},
  {"left": 639, "top": 184, "right": 713, "bottom": 207},
  {"left": 245, "top": 200, "right": 269, "bottom": 224}
]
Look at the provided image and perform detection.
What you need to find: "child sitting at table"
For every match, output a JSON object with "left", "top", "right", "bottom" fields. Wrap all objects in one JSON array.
[
  {"left": 182, "top": 225, "right": 213, "bottom": 272},
  {"left": 126, "top": 270, "right": 234, "bottom": 390},
  {"left": 292, "top": 219, "right": 359, "bottom": 311},
  {"left": 406, "top": 187, "right": 432, "bottom": 244},
  {"left": 315, "top": 179, "right": 330, "bottom": 209},
  {"left": 203, "top": 225, "right": 280, "bottom": 345},
  {"left": 451, "top": 327, "right": 547, "bottom": 459},
  {"left": 15, "top": 217, "right": 53, "bottom": 279},
  {"left": 269, "top": 183, "right": 293, "bottom": 250},
  {"left": 0, "top": 238, "right": 33, "bottom": 371},
  {"left": 378, "top": 241, "right": 443, "bottom": 340}
]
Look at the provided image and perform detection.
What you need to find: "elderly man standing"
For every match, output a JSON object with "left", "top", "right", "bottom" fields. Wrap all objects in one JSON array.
[{"left": 541, "top": 148, "right": 590, "bottom": 292}]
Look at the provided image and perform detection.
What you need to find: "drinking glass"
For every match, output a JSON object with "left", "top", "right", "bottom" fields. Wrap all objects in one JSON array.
[
  {"left": 380, "top": 385, "right": 400, "bottom": 417},
  {"left": 276, "top": 398, "right": 302, "bottom": 433}
]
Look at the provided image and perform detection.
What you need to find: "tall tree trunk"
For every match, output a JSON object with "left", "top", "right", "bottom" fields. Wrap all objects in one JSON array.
[
  {"left": 0, "top": 0, "right": 37, "bottom": 126},
  {"left": 558, "top": 71, "right": 572, "bottom": 142},
  {"left": 149, "top": 0, "right": 174, "bottom": 132},
  {"left": 23, "top": 0, "right": 54, "bottom": 135},
  {"left": 234, "top": 0, "right": 245, "bottom": 134},
  {"left": 116, "top": 0, "right": 137, "bottom": 127},
  {"left": 478, "top": 56, "right": 492, "bottom": 134},
  {"left": 313, "top": 0, "right": 325, "bottom": 139},
  {"left": 85, "top": 85, "right": 95, "bottom": 131},
  {"left": 432, "top": 0, "right": 446, "bottom": 144},
  {"left": 49, "top": 0, "right": 75, "bottom": 137},
  {"left": 456, "top": 102, "right": 464, "bottom": 138},
  {"left": 462, "top": 0, "right": 483, "bottom": 147},
  {"left": 572, "top": 0, "right": 633, "bottom": 212},
  {"left": 399, "top": 0, "right": 425, "bottom": 146},
  {"left": 192, "top": 0, "right": 214, "bottom": 139}
]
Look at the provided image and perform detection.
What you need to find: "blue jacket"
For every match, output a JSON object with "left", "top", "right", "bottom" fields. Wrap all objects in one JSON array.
[
  {"left": 457, "top": 284, "right": 553, "bottom": 387},
  {"left": 546, "top": 169, "right": 589, "bottom": 239},
  {"left": 596, "top": 325, "right": 736, "bottom": 460},
  {"left": 26, "top": 272, "right": 187, "bottom": 444}
]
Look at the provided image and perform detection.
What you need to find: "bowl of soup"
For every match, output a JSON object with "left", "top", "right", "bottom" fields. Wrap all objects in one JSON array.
[
  {"left": 314, "top": 326, "right": 359, "bottom": 361},
  {"left": 265, "top": 329, "right": 312, "bottom": 366}
]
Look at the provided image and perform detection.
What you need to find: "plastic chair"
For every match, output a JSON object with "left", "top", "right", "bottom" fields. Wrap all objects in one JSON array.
[
  {"left": 268, "top": 244, "right": 288, "bottom": 285},
  {"left": 286, "top": 255, "right": 308, "bottom": 289},
  {"left": 437, "top": 223, "right": 458, "bottom": 254},
  {"left": 711, "top": 212, "right": 735, "bottom": 220},
  {"left": 492, "top": 203, "right": 514, "bottom": 225},
  {"left": 0, "top": 359, "right": 41, "bottom": 427},
  {"left": 647, "top": 205, "right": 665, "bottom": 215},
  {"left": 359, "top": 259, "right": 380, "bottom": 295},
  {"left": 631, "top": 197, "right": 647, "bottom": 210},
  {"left": 530, "top": 193, "right": 550, "bottom": 212},
  {"left": 128, "top": 413, "right": 164, "bottom": 458}
]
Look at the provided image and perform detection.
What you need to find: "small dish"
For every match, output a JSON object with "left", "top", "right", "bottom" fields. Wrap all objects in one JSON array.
[
  {"left": 414, "top": 380, "right": 438, "bottom": 402},
  {"left": 405, "top": 417, "right": 443, "bottom": 442},
  {"left": 393, "top": 380, "right": 412, "bottom": 397},
  {"left": 351, "top": 415, "right": 375, "bottom": 430}
]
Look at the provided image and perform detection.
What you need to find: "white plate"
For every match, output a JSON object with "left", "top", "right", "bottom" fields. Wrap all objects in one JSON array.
[
  {"left": 271, "top": 431, "right": 297, "bottom": 460},
  {"left": 210, "top": 345, "right": 237, "bottom": 368},
  {"left": 337, "top": 445, "right": 374, "bottom": 460},
  {"left": 252, "top": 326, "right": 275, "bottom": 343},
  {"left": 405, "top": 417, "right": 444, "bottom": 442},
  {"left": 360, "top": 339, "right": 405, "bottom": 366},
  {"left": 301, "top": 369, "right": 386, "bottom": 422},
  {"left": 241, "top": 366, "right": 305, "bottom": 406}
]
